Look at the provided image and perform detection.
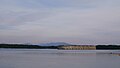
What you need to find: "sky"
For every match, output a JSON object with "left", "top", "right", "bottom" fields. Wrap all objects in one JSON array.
[{"left": 0, "top": 0, "right": 120, "bottom": 44}]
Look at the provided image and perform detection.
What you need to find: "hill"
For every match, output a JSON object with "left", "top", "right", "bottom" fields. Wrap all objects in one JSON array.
[{"left": 39, "top": 42, "right": 71, "bottom": 46}]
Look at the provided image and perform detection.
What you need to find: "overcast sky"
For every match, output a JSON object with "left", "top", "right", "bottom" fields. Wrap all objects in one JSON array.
[{"left": 0, "top": 0, "right": 120, "bottom": 44}]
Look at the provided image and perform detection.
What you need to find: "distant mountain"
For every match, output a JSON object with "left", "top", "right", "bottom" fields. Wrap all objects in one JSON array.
[{"left": 39, "top": 42, "right": 71, "bottom": 46}]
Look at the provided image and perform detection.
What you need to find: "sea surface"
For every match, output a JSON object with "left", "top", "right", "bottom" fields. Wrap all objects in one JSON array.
[{"left": 0, "top": 49, "right": 120, "bottom": 68}]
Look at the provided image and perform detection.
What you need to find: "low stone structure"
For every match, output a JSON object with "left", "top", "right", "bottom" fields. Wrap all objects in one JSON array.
[{"left": 59, "top": 45, "right": 96, "bottom": 50}]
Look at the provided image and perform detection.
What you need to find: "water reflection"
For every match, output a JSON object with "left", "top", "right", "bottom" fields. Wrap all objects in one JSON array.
[{"left": 0, "top": 49, "right": 120, "bottom": 68}]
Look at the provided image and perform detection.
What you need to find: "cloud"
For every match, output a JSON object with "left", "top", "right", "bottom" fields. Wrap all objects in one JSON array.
[{"left": 0, "top": 0, "right": 120, "bottom": 44}]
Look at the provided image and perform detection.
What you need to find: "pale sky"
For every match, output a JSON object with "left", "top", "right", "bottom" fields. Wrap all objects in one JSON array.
[{"left": 0, "top": 0, "right": 120, "bottom": 44}]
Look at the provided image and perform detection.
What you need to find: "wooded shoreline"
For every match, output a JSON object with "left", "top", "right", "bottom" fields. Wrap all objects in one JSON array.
[{"left": 0, "top": 44, "right": 120, "bottom": 50}]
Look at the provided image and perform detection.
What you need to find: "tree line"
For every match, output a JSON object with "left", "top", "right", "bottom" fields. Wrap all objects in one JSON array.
[
  {"left": 0, "top": 44, "right": 58, "bottom": 49},
  {"left": 96, "top": 45, "right": 120, "bottom": 50},
  {"left": 0, "top": 44, "right": 120, "bottom": 50}
]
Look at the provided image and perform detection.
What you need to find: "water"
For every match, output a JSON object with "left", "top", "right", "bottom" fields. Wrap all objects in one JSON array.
[{"left": 0, "top": 49, "right": 120, "bottom": 68}]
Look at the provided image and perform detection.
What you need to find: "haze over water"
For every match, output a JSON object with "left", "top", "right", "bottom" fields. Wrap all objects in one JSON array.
[{"left": 0, "top": 49, "right": 120, "bottom": 68}]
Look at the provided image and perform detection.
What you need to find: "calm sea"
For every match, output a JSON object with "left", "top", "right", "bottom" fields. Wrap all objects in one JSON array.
[{"left": 0, "top": 49, "right": 120, "bottom": 68}]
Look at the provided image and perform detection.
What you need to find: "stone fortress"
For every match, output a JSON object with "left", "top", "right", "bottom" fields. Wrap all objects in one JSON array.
[{"left": 59, "top": 45, "right": 96, "bottom": 50}]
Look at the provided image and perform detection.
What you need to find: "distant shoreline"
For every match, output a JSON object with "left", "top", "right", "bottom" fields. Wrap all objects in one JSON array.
[{"left": 0, "top": 44, "right": 120, "bottom": 50}]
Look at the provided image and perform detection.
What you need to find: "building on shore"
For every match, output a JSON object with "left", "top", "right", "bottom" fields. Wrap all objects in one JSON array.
[{"left": 58, "top": 45, "right": 96, "bottom": 50}]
